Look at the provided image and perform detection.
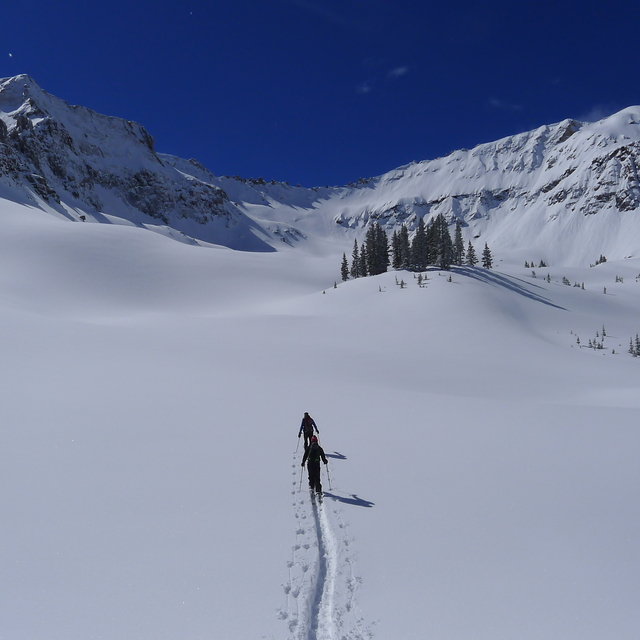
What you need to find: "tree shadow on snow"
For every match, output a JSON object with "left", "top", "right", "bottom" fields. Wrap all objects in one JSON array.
[
  {"left": 451, "top": 266, "right": 567, "bottom": 310},
  {"left": 323, "top": 492, "right": 375, "bottom": 508},
  {"left": 325, "top": 451, "right": 347, "bottom": 460}
]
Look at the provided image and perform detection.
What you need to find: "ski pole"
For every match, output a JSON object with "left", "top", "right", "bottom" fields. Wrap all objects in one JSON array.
[
  {"left": 299, "top": 465, "right": 304, "bottom": 491},
  {"left": 295, "top": 437, "right": 300, "bottom": 454},
  {"left": 326, "top": 464, "right": 332, "bottom": 490}
]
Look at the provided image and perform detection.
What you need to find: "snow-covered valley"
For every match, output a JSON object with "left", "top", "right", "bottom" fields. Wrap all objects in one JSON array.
[{"left": 1, "top": 195, "right": 639, "bottom": 639}]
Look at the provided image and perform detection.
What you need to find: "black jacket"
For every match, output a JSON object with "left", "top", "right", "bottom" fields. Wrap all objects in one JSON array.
[{"left": 302, "top": 442, "right": 328, "bottom": 465}]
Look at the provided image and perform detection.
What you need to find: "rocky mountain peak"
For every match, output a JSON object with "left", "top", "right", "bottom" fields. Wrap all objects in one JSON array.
[{"left": 0, "top": 75, "right": 279, "bottom": 250}]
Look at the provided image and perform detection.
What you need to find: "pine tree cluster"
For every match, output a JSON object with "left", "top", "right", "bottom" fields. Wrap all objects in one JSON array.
[
  {"left": 576, "top": 326, "right": 608, "bottom": 351},
  {"left": 344, "top": 222, "right": 389, "bottom": 280},
  {"left": 628, "top": 334, "right": 640, "bottom": 357},
  {"left": 341, "top": 216, "right": 492, "bottom": 280}
]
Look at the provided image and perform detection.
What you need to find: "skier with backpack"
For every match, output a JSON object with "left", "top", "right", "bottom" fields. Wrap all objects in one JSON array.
[
  {"left": 298, "top": 412, "right": 319, "bottom": 449},
  {"left": 301, "top": 435, "right": 328, "bottom": 497}
]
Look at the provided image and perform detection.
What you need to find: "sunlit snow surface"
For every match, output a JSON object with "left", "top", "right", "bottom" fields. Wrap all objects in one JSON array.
[{"left": 1, "top": 200, "right": 639, "bottom": 640}]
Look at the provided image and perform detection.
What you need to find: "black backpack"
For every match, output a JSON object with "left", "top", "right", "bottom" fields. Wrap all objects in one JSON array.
[
  {"left": 303, "top": 416, "right": 314, "bottom": 436},
  {"left": 308, "top": 442, "right": 321, "bottom": 463}
]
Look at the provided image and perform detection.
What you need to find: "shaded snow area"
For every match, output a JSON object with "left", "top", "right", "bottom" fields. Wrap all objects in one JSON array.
[{"left": 1, "top": 200, "right": 640, "bottom": 639}]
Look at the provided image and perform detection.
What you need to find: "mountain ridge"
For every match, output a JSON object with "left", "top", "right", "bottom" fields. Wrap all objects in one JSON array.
[{"left": 1, "top": 74, "right": 640, "bottom": 264}]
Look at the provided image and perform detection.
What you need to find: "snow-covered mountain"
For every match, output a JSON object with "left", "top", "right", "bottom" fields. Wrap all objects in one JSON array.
[
  {"left": 2, "top": 74, "right": 640, "bottom": 264},
  {"left": 0, "top": 74, "right": 275, "bottom": 250}
]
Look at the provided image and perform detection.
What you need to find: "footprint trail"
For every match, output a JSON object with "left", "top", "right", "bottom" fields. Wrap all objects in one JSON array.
[{"left": 279, "top": 452, "right": 374, "bottom": 639}]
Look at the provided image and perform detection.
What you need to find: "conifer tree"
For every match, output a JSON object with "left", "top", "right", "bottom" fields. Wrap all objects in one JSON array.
[
  {"left": 391, "top": 230, "right": 401, "bottom": 269},
  {"left": 364, "top": 224, "right": 376, "bottom": 275},
  {"left": 453, "top": 220, "right": 465, "bottom": 266},
  {"left": 398, "top": 225, "right": 411, "bottom": 270},
  {"left": 377, "top": 223, "right": 390, "bottom": 274},
  {"left": 465, "top": 241, "right": 478, "bottom": 266},
  {"left": 350, "top": 239, "right": 360, "bottom": 278},
  {"left": 426, "top": 213, "right": 454, "bottom": 269},
  {"left": 482, "top": 242, "right": 493, "bottom": 269},
  {"left": 364, "top": 222, "right": 389, "bottom": 276},
  {"left": 425, "top": 216, "right": 436, "bottom": 267},
  {"left": 358, "top": 241, "right": 368, "bottom": 277},
  {"left": 409, "top": 217, "right": 428, "bottom": 271},
  {"left": 341, "top": 253, "right": 349, "bottom": 281}
]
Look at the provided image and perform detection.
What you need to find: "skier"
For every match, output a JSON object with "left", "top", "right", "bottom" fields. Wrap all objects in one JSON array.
[
  {"left": 298, "top": 411, "right": 319, "bottom": 449},
  {"left": 301, "top": 435, "right": 328, "bottom": 496}
]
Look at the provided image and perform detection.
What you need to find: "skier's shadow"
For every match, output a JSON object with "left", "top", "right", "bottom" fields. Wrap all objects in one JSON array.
[
  {"left": 323, "top": 492, "right": 374, "bottom": 508},
  {"left": 325, "top": 451, "right": 347, "bottom": 460}
]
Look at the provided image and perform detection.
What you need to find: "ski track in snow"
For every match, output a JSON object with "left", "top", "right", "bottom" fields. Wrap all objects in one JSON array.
[{"left": 278, "top": 452, "right": 373, "bottom": 640}]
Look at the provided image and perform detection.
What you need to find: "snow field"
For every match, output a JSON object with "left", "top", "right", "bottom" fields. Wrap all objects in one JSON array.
[{"left": 1, "top": 204, "right": 640, "bottom": 638}]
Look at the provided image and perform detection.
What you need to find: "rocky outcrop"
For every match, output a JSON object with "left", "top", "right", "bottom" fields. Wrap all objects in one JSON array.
[{"left": 0, "top": 74, "right": 258, "bottom": 247}]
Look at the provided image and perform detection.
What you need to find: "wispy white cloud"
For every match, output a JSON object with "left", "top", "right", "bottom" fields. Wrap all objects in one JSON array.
[
  {"left": 388, "top": 66, "right": 408, "bottom": 79},
  {"left": 488, "top": 98, "right": 523, "bottom": 112},
  {"left": 357, "top": 65, "right": 408, "bottom": 94},
  {"left": 577, "top": 104, "right": 616, "bottom": 123}
]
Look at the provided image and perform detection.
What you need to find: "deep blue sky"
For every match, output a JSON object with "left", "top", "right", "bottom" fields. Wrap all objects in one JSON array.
[{"left": 3, "top": 0, "right": 639, "bottom": 186}]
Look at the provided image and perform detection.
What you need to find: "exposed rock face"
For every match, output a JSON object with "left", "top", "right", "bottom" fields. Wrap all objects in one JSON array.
[
  {"left": 328, "top": 114, "right": 640, "bottom": 232},
  {"left": 0, "top": 74, "right": 267, "bottom": 248}
]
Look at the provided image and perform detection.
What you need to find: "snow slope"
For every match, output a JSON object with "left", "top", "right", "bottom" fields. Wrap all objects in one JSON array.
[
  {"left": 203, "top": 109, "right": 640, "bottom": 266},
  {"left": 1, "top": 198, "right": 639, "bottom": 639},
  {"left": 0, "top": 74, "right": 275, "bottom": 251}
]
